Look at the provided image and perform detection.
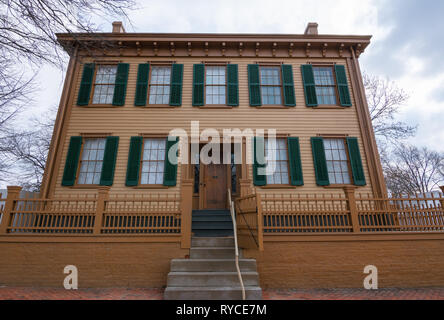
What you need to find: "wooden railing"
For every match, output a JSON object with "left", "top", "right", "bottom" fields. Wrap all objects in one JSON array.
[
  {"left": 0, "top": 186, "right": 183, "bottom": 241},
  {"left": 261, "top": 193, "right": 353, "bottom": 233},
  {"left": 234, "top": 194, "right": 264, "bottom": 251}
]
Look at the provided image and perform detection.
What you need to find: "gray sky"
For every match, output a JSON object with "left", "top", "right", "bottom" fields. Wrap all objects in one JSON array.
[{"left": 29, "top": 0, "right": 444, "bottom": 151}]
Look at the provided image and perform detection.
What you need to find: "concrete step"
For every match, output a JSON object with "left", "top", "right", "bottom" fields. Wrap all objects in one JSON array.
[
  {"left": 192, "top": 221, "right": 233, "bottom": 229},
  {"left": 167, "top": 271, "right": 259, "bottom": 287},
  {"left": 164, "top": 286, "right": 262, "bottom": 300},
  {"left": 190, "top": 247, "right": 238, "bottom": 259},
  {"left": 192, "top": 230, "right": 234, "bottom": 237},
  {"left": 171, "top": 259, "right": 257, "bottom": 272},
  {"left": 191, "top": 237, "right": 234, "bottom": 247}
]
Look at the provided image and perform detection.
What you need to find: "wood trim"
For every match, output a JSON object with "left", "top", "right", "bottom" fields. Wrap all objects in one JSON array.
[
  {"left": 347, "top": 49, "right": 387, "bottom": 197},
  {"left": 0, "top": 235, "right": 181, "bottom": 243},
  {"left": 41, "top": 47, "right": 80, "bottom": 198}
]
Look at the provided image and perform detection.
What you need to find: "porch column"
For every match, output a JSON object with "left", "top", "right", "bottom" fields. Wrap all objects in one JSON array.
[
  {"left": 0, "top": 186, "right": 22, "bottom": 234},
  {"left": 344, "top": 186, "right": 360, "bottom": 233},
  {"left": 93, "top": 186, "right": 110, "bottom": 235},
  {"left": 180, "top": 163, "right": 193, "bottom": 249},
  {"left": 239, "top": 137, "right": 252, "bottom": 196}
]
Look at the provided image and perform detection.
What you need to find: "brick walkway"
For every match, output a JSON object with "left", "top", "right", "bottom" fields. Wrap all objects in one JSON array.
[{"left": 1, "top": 287, "right": 444, "bottom": 300}]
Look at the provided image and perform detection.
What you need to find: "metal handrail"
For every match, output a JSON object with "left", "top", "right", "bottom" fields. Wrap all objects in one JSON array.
[{"left": 228, "top": 189, "right": 246, "bottom": 300}]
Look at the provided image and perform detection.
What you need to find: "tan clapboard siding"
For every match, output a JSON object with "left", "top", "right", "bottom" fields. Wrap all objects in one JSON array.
[{"left": 53, "top": 57, "right": 372, "bottom": 197}]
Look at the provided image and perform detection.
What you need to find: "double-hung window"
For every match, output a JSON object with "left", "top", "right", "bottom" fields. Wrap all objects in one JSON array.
[
  {"left": 323, "top": 138, "right": 351, "bottom": 184},
  {"left": 149, "top": 66, "right": 171, "bottom": 104},
  {"left": 205, "top": 66, "right": 226, "bottom": 105},
  {"left": 92, "top": 65, "right": 117, "bottom": 105},
  {"left": 265, "top": 138, "right": 290, "bottom": 185},
  {"left": 77, "top": 138, "right": 106, "bottom": 184},
  {"left": 260, "top": 67, "right": 282, "bottom": 105},
  {"left": 313, "top": 66, "right": 338, "bottom": 105},
  {"left": 140, "top": 138, "right": 166, "bottom": 185}
]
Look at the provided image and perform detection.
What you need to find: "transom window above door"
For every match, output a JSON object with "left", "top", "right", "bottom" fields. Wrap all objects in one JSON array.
[
  {"left": 260, "top": 67, "right": 282, "bottom": 105},
  {"left": 205, "top": 66, "right": 226, "bottom": 105},
  {"left": 313, "top": 67, "right": 338, "bottom": 105},
  {"left": 92, "top": 65, "right": 117, "bottom": 105},
  {"left": 149, "top": 66, "right": 171, "bottom": 104},
  {"left": 323, "top": 138, "right": 351, "bottom": 184}
]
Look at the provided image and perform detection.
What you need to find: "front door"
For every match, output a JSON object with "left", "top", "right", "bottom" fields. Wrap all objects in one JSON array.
[{"left": 203, "top": 163, "right": 228, "bottom": 209}]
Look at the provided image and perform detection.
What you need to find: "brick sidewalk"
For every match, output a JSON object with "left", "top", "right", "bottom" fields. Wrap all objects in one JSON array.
[{"left": 1, "top": 287, "right": 444, "bottom": 300}]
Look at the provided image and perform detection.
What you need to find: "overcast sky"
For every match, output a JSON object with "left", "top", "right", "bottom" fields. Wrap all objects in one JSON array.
[{"left": 30, "top": 0, "right": 444, "bottom": 151}]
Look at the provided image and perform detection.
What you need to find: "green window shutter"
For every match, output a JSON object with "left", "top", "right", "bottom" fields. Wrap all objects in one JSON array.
[
  {"left": 62, "top": 136, "right": 82, "bottom": 186},
  {"left": 163, "top": 136, "right": 179, "bottom": 186},
  {"left": 311, "top": 137, "right": 329, "bottom": 186},
  {"left": 77, "top": 63, "right": 95, "bottom": 106},
  {"left": 346, "top": 137, "right": 366, "bottom": 186},
  {"left": 112, "top": 63, "right": 130, "bottom": 106},
  {"left": 301, "top": 65, "right": 318, "bottom": 107},
  {"left": 134, "top": 63, "right": 150, "bottom": 106},
  {"left": 248, "top": 64, "right": 262, "bottom": 106},
  {"left": 227, "top": 64, "right": 239, "bottom": 106},
  {"left": 253, "top": 137, "right": 266, "bottom": 186},
  {"left": 192, "top": 64, "right": 205, "bottom": 106},
  {"left": 287, "top": 137, "right": 303, "bottom": 186},
  {"left": 335, "top": 65, "right": 352, "bottom": 107},
  {"left": 99, "top": 136, "right": 119, "bottom": 186},
  {"left": 169, "top": 64, "right": 184, "bottom": 106},
  {"left": 125, "top": 136, "right": 143, "bottom": 186},
  {"left": 281, "top": 65, "right": 296, "bottom": 107}
]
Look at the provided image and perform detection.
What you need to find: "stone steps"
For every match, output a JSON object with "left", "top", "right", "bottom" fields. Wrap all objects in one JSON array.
[{"left": 164, "top": 237, "right": 262, "bottom": 300}]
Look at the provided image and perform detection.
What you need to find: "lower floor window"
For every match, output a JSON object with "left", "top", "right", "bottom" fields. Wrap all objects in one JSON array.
[
  {"left": 140, "top": 138, "right": 166, "bottom": 184},
  {"left": 324, "top": 138, "right": 351, "bottom": 184},
  {"left": 78, "top": 138, "right": 106, "bottom": 184},
  {"left": 265, "top": 138, "right": 289, "bottom": 184}
]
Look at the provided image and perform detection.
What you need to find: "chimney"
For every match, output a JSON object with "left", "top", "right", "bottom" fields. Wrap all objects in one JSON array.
[
  {"left": 304, "top": 22, "right": 318, "bottom": 35},
  {"left": 112, "top": 21, "right": 126, "bottom": 33}
]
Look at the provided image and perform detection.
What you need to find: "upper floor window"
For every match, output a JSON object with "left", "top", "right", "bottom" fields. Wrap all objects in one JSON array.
[
  {"left": 149, "top": 66, "right": 171, "bottom": 104},
  {"left": 260, "top": 66, "right": 282, "bottom": 105},
  {"left": 140, "top": 138, "right": 166, "bottom": 185},
  {"left": 265, "top": 138, "right": 289, "bottom": 185},
  {"left": 205, "top": 66, "right": 226, "bottom": 105},
  {"left": 78, "top": 138, "right": 106, "bottom": 184},
  {"left": 324, "top": 138, "right": 351, "bottom": 184},
  {"left": 313, "top": 66, "right": 338, "bottom": 105},
  {"left": 92, "top": 65, "right": 117, "bottom": 105}
]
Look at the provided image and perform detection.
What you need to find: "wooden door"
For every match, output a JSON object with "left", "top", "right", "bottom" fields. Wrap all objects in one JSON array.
[{"left": 203, "top": 164, "right": 228, "bottom": 209}]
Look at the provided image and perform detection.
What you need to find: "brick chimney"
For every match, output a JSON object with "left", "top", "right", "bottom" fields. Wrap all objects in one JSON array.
[
  {"left": 112, "top": 21, "right": 126, "bottom": 33},
  {"left": 304, "top": 22, "right": 318, "bottom": 35}
]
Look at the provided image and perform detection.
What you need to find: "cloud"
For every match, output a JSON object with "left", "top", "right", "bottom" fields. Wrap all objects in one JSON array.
[{"left": 364, "top": 0, "right": 444, "bottom": 77}]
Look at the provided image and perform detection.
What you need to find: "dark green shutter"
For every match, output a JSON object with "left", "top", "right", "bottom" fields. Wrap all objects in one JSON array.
[
  {"left": 335, "top": 65, "right": 352, "bottom": 107},
  {"left": 346, "top": 137, "right": 366, "bottom": 186},
  {"left": 99, "top": 136, "right": 119, "bottom": 186},
  {"left": 169, "top": 64, "right": 183, "bottom": 106},
  {"left": 301, "top": 65, "right": 318, "bottom": 107},
  {"left": 248, "top": 64, "right": 261, "bottom": 106},
  {"left": 112, "top": 63, "right": 129, "bottom": 106},
  {"left": 77, "top": 63, "right": 95, "bottom": 106},
  {"left": 253, "top": 137, "right": 266, "bottom": 186},
  {"left": 192, "top": 64, "right": 205, "bottom": 106},
  {"left": 227, "top": 64, "right": 239, "bottom": 106},
  {"left": 287, "top": 137, "right": 303, "bottom": 186},
  {"left": 62, "top": 136, "right": 82, "bottom": 186},
  {"left": 134, "top": 63, "right": 150, "bottom": 106},
  {"left": 125, "top": 136, "right": 143, "bottom": 186},
  {"left": 281, "top": 65, "right": 296, "bottom": 107},
  {"left": 311, "top": 137, "right": 329, "bottom": 186},
  {"left": 163, "top": 136, "right": 179, "bottom": 186}
]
